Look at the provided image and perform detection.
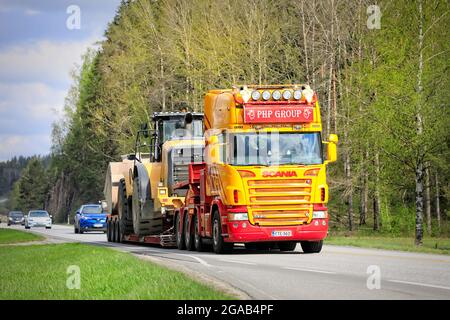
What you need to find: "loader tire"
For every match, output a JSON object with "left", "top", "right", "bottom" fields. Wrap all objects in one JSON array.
[
  {"left": 118, "top": 178, "right": 133, "bottom": 237},
  {"left": 132, "top": 176, "right": 162, "bottom": 236}
]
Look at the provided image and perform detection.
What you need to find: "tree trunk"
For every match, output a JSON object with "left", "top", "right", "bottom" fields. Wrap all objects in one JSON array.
[
  {"left": 415, "top": 162, "right": 424, "bottom": 245},
  {"left": 425, "top": 165, "right": 431, "bottom": 235},
  {"left": 359, "top": 150, "right": 368, "bottom": 225},
  {"left": 346, "top": 151, "right": 353, "bottom": 231},
  {"left": 435, "top": 171, "right": 441, "bottom": 232},
  {"left": 373, "top": 152, "right": 381, "bottom": 231},
  {"left": 415, "top": 0, "right": 424, "bottom": 246}
]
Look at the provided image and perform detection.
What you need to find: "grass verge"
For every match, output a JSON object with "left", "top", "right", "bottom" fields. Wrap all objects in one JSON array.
[
  {"left": 325, "top": 233, "right": 450, "bottom": 255},
  {"left": 0, "top": 243, "right": 234, "bottom": 299},
  {"left": 0, "top": 228, "right": 44, "bottom": 244}
]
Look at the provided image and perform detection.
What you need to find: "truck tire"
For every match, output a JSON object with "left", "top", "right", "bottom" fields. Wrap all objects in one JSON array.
[
  {"left": 132, "top": 176, "right": 162, "bottom": 236},
  {"left": 212, "top": 210, "right": 233, "bottom": 254},
  {"left": 175, "top": 213, "right": 185, "bottom": 250},
  {"left": 110, "top": 219, "right": 115, "bottom": 242},
  {"left": 194, "top": 215, "right": 204, "bottom": 252},
  {"left": 106, "top": 219, "right": 112, "bottom": 242},
  {"left": 184, "top": 213, "right": 194, "bottom": 251},
  {"left": 118, "top": 179, "right": 133, "bottom": 236},
  {"left": 300, "top": 240, "right": 323, "bottom": 253},
  {"left": 278, "top": 241, "right": 297, "bottom": 251}
]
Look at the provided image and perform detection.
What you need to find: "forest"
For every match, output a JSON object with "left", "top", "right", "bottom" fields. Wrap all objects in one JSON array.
[{"left": 5, "top": 0, "right": 449, "bottom": 245}]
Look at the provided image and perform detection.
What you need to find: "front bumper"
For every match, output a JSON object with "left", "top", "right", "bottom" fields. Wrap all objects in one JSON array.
[
  {"left": 27, "top": 222, "right": 51, "bottom": 227},
  {"left": 8, "top": 220, "right": 24, "bottom": 225},
  {"left": 223, "top": 219, "right": 328, "bottom": 243},
  {"left": 79, "top": 222, "right": 106, "bottom": 231}
]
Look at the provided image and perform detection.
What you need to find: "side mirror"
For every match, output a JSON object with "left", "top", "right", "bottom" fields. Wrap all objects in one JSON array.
[
  {"left": 127, "top": 154, "right": 136, "bottom": 161},
  {"left": 324, "top": 134, "right": 338, "bottom": 164}
]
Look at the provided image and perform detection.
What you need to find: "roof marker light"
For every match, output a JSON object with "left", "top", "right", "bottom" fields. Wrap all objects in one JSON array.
[
  {"left": 251, "top": 90, "right": 261, "bottom": 101},
  {"left": 282, "top": 90, "right": 292, "bottom": 100},
  {"left": 272, "top": 90, "right": 281, "bottom": 100},
  {"left": 262, "top": 90, "right": 271, "bottom": 101},
  {"left": 293, "top": 90, "right": 302, "bottom": 100}
]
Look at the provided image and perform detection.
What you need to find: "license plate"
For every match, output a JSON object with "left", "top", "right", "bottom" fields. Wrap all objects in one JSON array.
[
  {"left": 93, "top": 224, "right": 103, "bottom": 228},
  {"left": 272, "top": 230, "right": 292, "bottom": 237}
]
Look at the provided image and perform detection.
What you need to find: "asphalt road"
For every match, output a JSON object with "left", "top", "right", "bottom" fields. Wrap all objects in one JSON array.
[{"left": 6, "top": 224, "right": 450, "bottom": 300}]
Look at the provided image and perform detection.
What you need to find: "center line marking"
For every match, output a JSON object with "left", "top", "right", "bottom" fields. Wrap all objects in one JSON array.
[
  {"left": 219, "top": 259, "right": 257, "bottom": 266},
  {"left": 388, "top": 279, "right": 450, "bottom": 291},
  {"left": 283, "top": 267, "right": 337, "bottom": 274}
]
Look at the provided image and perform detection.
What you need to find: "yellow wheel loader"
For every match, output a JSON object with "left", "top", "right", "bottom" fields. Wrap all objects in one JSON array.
[{"left": 104, "top": 112, "right": 204, "bottom": 243}]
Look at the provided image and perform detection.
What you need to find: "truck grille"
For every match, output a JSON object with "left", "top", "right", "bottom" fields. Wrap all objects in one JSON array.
[{"left": 246, "top": 179, "right": 313, "bottom": 226}]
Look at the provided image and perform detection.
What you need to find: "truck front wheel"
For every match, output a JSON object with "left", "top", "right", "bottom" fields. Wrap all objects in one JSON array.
[
  {"left": 212, "top": 210, "right": 233, "bottom": 254},
  {"left": 300, "top": 240, "right": 323, "bottom": 253}
]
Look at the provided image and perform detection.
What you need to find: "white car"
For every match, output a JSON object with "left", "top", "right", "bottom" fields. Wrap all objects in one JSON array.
[{"left": 25, "top": 210, "right": 52, "bottom": 229}]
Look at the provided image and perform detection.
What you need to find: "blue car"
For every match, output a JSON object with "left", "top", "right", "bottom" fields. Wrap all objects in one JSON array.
[{"left": 74, "top": 204, "right": 107, "bottom": 234}]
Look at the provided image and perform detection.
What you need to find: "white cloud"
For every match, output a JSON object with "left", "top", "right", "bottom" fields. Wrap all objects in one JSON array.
[
  {"left": 0, "top": 37, "right": 99, "bottom": 85},
  {"left": 0, "top": 134, "right": 50, "bottom": 161},
  {"left": 0, "top": 82, "right": 66, "bottom": 125}
]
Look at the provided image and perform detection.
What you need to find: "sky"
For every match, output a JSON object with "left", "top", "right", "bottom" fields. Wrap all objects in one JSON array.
[{"left": 0, "top": 0, "right": 121, "bottom": 161}]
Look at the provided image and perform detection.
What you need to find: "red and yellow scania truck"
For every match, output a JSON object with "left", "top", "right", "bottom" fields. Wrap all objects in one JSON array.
[
  {"left": 175, "top": 84, "right": 338, "bottom": 253},
  {"left": 104, "top": 84, "right": 337, "bottom": 254}
]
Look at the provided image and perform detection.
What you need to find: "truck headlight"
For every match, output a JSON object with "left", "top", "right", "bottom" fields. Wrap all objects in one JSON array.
[
  {"left": 312, "top": 211, "right": 327, "bottom": 219},
  {"left": 228, "top": 213, "right": 248, "bottom": 221}
]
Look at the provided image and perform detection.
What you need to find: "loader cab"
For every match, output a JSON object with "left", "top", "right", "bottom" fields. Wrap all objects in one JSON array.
[{"left": 151, "top": 112, "right": 204, "bottom": 162}]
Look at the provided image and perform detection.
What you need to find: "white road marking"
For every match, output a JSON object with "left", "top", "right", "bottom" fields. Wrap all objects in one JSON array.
[
  {"left": 388, "top": 279, "right": 450, "bottom": 291},
  {"left": 283, "top": 267, "right": 337, "bottom": 274},
  {"left": 218, "top": 259, "right": 257, "bottom": 266},
  {"left": 175, "top": 253, "right": 212, "bottom": 268}
]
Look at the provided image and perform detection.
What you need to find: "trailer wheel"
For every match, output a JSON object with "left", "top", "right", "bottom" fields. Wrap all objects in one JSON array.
[
  {"left": 278, "top": 241, "right": 297, "bottom": 252},
  {"left": 113, "top": 219, "right": 119, "bottom": 243},
  {"left": 184, "top": 213, "right": 194, "bottom": 251},
  {"left": 300, "top": 240, "right": 323, "bottom": 253},
  {"left": 194, "top": 215, "right": 204, "bottom": 252},
  {"left": 212, "top": 210, "right": 233, "bottom": 254},
  {"left": 175, "top": 213, "right": 185, "bottom": 250},
  {"left": 106, "top": 219, "right": 112, "bottom": 242},
  {"left": 117, "top": 220, "right": 123, "bottom": 243}
]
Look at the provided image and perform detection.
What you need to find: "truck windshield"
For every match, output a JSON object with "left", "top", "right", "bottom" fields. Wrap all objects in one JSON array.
[
  {"left": 230, "top": 132, "right": 322, "bottom": 166},
  {"left": 159, "top": 119, "right": 203, "bottom": 143}
]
